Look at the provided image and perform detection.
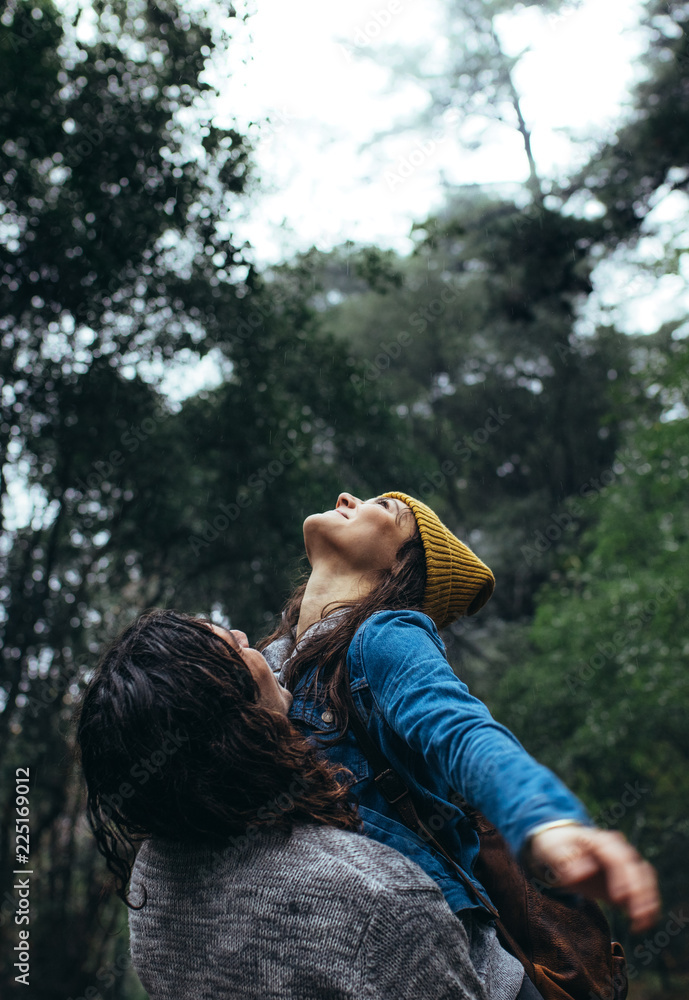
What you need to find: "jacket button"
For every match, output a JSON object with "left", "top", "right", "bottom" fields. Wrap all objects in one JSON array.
[{"left": 321, "top": 710, "right": 334, "bottom": 723}]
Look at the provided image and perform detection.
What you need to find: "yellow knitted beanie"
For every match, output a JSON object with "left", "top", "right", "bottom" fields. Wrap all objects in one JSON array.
[{"left": 382, "top": 491, "right": 495, "bottom": 629}]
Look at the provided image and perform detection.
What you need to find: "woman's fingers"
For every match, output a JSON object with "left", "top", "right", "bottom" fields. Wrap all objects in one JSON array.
[
  {"left": 578, "top": 831, "right": 660, "bottom": 933},
  {"left": 527, "top": 826, "right": 661, "bottom": 933}
]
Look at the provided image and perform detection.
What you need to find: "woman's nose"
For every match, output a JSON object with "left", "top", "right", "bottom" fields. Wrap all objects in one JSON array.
[{"left": 336, "top": 492, "right": 359, "bottom": 509}]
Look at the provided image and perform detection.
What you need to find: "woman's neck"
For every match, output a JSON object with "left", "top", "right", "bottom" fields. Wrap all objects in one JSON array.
[{"left": 296, "top": 565, "right": 377, "bottom": 640}]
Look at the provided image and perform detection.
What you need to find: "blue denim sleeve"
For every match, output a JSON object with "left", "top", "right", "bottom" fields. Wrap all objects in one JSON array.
[{"left": 354, "top": 609, "right": 590, "bottom": 856}]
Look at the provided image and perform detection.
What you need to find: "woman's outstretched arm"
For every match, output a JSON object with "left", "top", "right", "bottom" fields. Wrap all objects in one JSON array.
[{"left": 354, "top": 609, "right": 660, "bottom": 930}]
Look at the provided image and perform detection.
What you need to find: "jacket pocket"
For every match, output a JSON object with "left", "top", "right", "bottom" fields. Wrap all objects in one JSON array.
[{"left": 289, "top": 691, "right": 371, "bottom": 784}]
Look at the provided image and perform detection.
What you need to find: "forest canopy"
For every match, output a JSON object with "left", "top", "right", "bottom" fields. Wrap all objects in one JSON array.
[{"left": 1, "top": 1, "right": 688, "bottom": 996}]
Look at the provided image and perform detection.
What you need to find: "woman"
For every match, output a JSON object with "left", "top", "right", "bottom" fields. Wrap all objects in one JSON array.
[
  {"left": 76, "top": 608, "right": 491, "bottom": 1000},
  {"left": 259, "top": 490, "right": 660, "bottom": 1000}
]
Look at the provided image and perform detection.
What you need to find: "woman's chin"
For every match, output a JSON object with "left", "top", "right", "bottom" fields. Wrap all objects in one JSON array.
[
  {"left": 302, "top": 511, "right": 344, "bottom": 562},
  {"left": 302, "top": 512, "right": 320, "bottom": 538},
  {"left": 302, "top": 514, "right": 323, "bottom": 559},
  {"left": 304, "top": 510, "right": 341, "bottom": 532}
]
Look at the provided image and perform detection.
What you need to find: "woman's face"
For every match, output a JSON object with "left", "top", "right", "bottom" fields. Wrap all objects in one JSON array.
[
  {"left": 210, "top": 625, "right": 293, "bottom": 716},
  {"left": 303, "top": 493, "right": 416, "bottom": 572}
]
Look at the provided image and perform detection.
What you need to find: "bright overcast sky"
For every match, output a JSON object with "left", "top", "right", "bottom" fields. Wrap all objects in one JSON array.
[
  {"left": 65, "top": 0, "right": 688, "bottom": 402},
  {"left": 215, "top": 0, "right": 649, "bottom": 263},
  {"left": 203, "top": 0, "right": 689, "bottom": 339},
  {"left": 70, "top": 0, "right": 689, "bottom": 340}
]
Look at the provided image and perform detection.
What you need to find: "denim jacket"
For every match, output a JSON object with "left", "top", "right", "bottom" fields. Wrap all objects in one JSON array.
[{"left": 269, "top": 608, "right": 590, "bottom": 915}]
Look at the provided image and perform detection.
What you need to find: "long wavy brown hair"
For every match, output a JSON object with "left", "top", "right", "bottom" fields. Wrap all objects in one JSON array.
[
  {"left": 75, "top": 609, "right": 362, "bottom": 908},
  {"left": 257, "top": 519, "right": 427, "bottom": 742}
]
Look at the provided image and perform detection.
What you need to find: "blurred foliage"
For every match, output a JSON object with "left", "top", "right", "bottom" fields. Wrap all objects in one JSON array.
[
  {"left": 569, "top": 0, "right": 689, "bottom": 239},
  {"left": 299, "top": 196, "right": 661, "bottom": 620},
  {"left": 1, "top": 0, "right": 689, "bottom": 997},
  {"left": 485, "top": 335, "right": 689, "bottom": 975}
]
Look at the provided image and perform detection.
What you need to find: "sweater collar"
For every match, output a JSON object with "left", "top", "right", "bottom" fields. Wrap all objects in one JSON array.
[{"left": 262, "top": 608, "right": 347, "bottom": 682}]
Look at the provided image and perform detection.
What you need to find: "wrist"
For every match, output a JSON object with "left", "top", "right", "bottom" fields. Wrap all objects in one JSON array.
[
  {"left": 522, "top": 819, "right": 587, "bottom": 873},
  {"left": 526, "top": 818, "right": 586, "bottom": 841}
]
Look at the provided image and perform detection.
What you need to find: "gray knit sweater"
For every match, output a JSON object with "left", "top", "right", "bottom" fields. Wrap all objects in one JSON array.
[{"left": 128, "top": 823, "right": 490, "bottom": 1000}]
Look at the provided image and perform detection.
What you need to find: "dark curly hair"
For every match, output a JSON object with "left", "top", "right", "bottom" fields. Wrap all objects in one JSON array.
[{"left": 75, "top": 609, "right": 362, "bottom": 907}]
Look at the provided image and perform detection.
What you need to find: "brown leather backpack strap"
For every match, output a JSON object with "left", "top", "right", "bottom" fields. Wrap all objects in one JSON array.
[{"left": 343, "top": 682, "right": 536, "bottom": 980}]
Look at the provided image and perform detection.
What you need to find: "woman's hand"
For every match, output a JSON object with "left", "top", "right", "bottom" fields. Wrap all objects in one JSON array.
[{"left": 526, "top": 824, "right": 660, "bottom": 933}]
